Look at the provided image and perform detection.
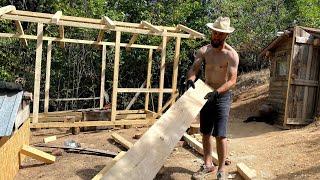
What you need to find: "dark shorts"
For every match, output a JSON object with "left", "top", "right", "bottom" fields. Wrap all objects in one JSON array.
[{"left": 200, "top": 91, "right": 232, "bottom": 137}]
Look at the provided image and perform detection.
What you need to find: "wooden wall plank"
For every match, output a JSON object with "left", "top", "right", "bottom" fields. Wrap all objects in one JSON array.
[
  {"left": 100, "top": 45, "right": 107, "bottom": 109},
  {"left": 102, "top": 80, "right": 211, "bottom": 180},
  {"left": 111, "top": 31, "right": 121, "bottom": 122},
  {"left": 32, "top": 23, "right": 44, "bottom": 123},
  {"left": 0, "top": 120, "right": 30, "bottom": 180},
  {"left": 44, "top": 40, "right": 52, "bottom": 113}
]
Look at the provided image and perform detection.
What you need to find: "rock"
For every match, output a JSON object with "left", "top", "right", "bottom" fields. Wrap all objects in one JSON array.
[{"left": 52, "top": 148, "right": 63, "bottom": 156}]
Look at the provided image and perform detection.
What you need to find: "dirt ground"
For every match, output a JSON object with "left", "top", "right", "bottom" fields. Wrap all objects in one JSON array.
[{"left": 15, "top": 71, "right": 320, "bottom": 180}]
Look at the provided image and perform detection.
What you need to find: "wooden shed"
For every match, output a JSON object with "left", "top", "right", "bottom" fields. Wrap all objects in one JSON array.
[{"left": 260, "top": 26, "right": 320, "bottom": 128}]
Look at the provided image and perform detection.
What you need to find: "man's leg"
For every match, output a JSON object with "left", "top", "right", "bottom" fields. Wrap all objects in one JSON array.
[
  {"left": 202, "top": 134, "right": 213, "bottom": 166},
  {"left": 216, "top": 136, "right": 227, "bottom": 172}
]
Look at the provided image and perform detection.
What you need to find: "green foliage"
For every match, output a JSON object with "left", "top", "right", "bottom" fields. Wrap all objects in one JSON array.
[{"left": 0, "top": 0, "right": 318, "bottom": 110}]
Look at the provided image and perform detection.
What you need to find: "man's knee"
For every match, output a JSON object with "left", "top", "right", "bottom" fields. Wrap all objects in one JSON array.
[{"left": 215, "top": 136, "right": 227, "bottom": 141}]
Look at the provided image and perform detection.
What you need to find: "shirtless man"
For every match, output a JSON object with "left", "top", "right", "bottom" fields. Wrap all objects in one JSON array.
[{"left": 187, "top": 17, "right": 239, "bottom": 180}]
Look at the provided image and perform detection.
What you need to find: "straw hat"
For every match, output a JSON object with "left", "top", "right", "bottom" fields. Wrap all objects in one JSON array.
[{"left": 206, "top": 17, "right": 235, "bottom": 33}]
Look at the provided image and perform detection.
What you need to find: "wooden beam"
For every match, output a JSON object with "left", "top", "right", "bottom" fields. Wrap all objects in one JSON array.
[
  {"left": 92, "top": 151, "right": 126, "bottom": 180},
  {"left": 1, "top": 14, "right": 194, "bottom": 39},
  {"left": 111, "top": 31, "right": 121, "bottom": 122},
  {"left": 118, "top": 88, "right": 172, "bottom": 93},
  {"left": 183, "top": 133, "right": 218, "bottom": 165},
  {"left": 102, "top": 16, "right": 116, "bottom": 29},
  {"left": 43, "top": 136, "right": 56, "bottom": 143},
  {"left": 0, "top": 32, "right": 160, "bottom": 49},
  {"left": 100, "top": 45, "right": 107, "bottom": 109},
  {"left": 171, "top": 37, "right": 181, "bottom": 105},
  {"left": 236, "top": 162, "right": 257, "bottom": 180},
  {"left": 286, "top": 118, "right": 313, "bottom": 125},
  {"left": 14, "top": 20, "right": 27, "bottom": 46},
  {"left": 8, "top": 10, "right": 177, "bottom": 31},
  {"left": 97, "top": 29, "right": 105, "bottom": 43},
  {"left": 103, "top": 80, "right": 211, "bottom": 179},
  {"left": 52, "top": 11, "right": 62, "bottom": 24},
  {"left": 125, "top": 24, "right": 143, "bottom": 51},
  {"left": 0, "top": 5, "right": 15, "bottom": 16},
  {"left": 44, "top": 40, "right": 52, "bottom": 113},
  {"left": 125, "top": 81, "right": 146, "bottom": 110},
  {"left": 20, "top": 145, "right": 55, "bottom": 164},
  {"left": 111, "top": 133, "right": 133, "bottom": 150},
  {"left": 58, "top": 25, "right": 65, "bottom": 48},
  {"left": 158, "top": 29, "right": 167, "bottom": 113},
  {"left": 32, "top": 23, "right": 44, "bottom": 124},
  {"left": 116, "top": 110, "right": 145, "bottom": 114},
  {"left": 145, "top": 49, "right": 153, "bottom": 110},
  {"left": 141, "top": 21, "right": 162, "bottom": 33},
  {"left": 177, "top": 24, "right": 204, "bottom": 38},
  {"left": 30, "top": 119, "right": 149, "bottom": 128}
]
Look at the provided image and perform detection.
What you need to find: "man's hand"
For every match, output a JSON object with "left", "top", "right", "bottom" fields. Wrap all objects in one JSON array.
[
  {"left": 186, "top": 80, "right": 195, "bottom": 89},
  {"left": 204, "top": 90, "right": 219, "bottom": 102}
]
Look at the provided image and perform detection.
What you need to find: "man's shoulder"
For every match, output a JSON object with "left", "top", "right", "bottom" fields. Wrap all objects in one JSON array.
[
  {"left": 198, "top": 44, "right": 212, "bottom": 55},
  {"left": 224, "top": 43, "right": 239, "bottom": 60}
]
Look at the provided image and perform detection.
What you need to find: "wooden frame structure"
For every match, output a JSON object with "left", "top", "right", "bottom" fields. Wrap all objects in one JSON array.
[
  {"left": 0, "top": 5, "right": 204, "bottom": 128},
  {"left": 260, "top": 26, "right": 320, "bottom": 128}
]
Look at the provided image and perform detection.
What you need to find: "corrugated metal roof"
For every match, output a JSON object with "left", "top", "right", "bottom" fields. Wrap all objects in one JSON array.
[{"left": 0, "top": 91, "right": 23, "bottom": 136}]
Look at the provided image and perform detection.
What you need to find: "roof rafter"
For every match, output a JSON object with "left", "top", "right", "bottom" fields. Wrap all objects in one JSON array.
[
  {"left": 52, "top": 11, "right": 62, "bottom": 24},
  {"left": 141, "top": 21, "right": 162, "bottom": 33},
  {"left": 177, "top": 24, "right": 205, "bottom": 38},
  {"left": 0, "top": 5, "right": 15, "bottom": 16}
]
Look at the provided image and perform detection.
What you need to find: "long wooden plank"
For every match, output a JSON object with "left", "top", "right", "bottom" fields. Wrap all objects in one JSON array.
[
  {"left": 20, "top": 145, "right": 55, "bottom": 164},
  {"left": 171, "top": 37, "right": 181, "bottom": 105},
  {"left": 302, "top": 45, "right": 313, "bottom": 119},
  {"left": 183, "top": 133, "right": 218, "bottom": 165},
  {"left": 32, "top": 23, "right": 44, "bottom": 123},
  {"left": 0, "top": 5, "right": 15, "bottom": 16},
  {"left": 236, "top": 162, "right": 257, "bottom": 180},
  {"left": 103, "top": 80, "right": 211, "bottom": 180},
  {"left": 92, "top": 151, "right": 126, "bottom": 180},
  {"left": 44, "top": 40, "right": 52, "bottom": 113},
  {"left": 145, "top": 49, "right": 153, "bottom": 110},
  {"left": 30, "top": 119, "right": 149, "bottom": 128},
  {"left": 177, "top": 24, "right": 204, "bottom": 38},
  {"left": 0, "top": 32, "right": 159, "bottom": 49},
  {"left": 111, "top": 133, "right": 133, "bottom": 150},
  {"left": 1, "top": 14, "right": 193, "bottom": 39},
  {"left": 158, "top": 29, "right": 167, "bottom": 113},
  {"left": 100, "top": 45, "right": 107, "bottom": 109},
  {"left": 0, "top": 120, "right": 30, "bottom": 180},
  {"left": 14, "top": 20, "right": 28, "bottom": 46},
  {"left": 9, "top": 10, "right": 177, "bottom": 31},
  {"left": 111, "top": 31, "right": 121, "bottom": 122},
  {"left": 141, "top": 21, "right": 162, "bottom": 33}
]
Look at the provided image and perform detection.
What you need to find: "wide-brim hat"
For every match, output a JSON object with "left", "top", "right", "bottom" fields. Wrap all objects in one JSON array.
[{"left": 206, "top": 17, "right": 235, "bottom": 33}]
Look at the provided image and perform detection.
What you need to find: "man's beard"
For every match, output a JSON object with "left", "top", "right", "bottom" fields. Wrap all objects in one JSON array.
[{"left": 211, "top": 39, "right": 224, "bottom": 48}]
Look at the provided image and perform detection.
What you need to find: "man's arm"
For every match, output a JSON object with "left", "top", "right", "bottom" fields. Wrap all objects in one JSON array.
[
  {"left": 187, "top": 49, "right": 204, "bottom": 81},
  {"left": 216, "top": 51, "right": 239, "bottom": 94}
]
